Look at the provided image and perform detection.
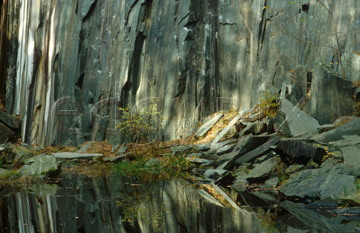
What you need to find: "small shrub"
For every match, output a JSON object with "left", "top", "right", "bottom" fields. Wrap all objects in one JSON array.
[
  {"left": 116, "top": 104, "right": 161, "bottom": 143},
  {"left": 259, "top": 91, "right": 279, "bottom": 118}
]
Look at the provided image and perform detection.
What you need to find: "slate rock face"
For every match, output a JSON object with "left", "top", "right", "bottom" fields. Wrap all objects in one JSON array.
[
  {"left": 1, "top": 0, "right": 360, "bottom": 146},
  {"left": 280, "top": 167, "right": 357, "bottom": 200},
  {"left": 305, "top": 64, "right": 354, "bottom": 124}
]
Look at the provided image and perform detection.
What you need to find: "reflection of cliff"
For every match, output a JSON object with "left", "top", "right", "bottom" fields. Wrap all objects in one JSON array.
[
  {"left": 1, "top": 0, "right": 360, "bottom": 146},
  {"left": 0, "top": 175, "right": 260, "bottom": 233}
]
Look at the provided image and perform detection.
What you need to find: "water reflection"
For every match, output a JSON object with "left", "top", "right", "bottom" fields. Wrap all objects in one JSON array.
[
  {"left": 0, "top": 174, "right": 261, "bottom": 233},
  {"left": 1, "top": 174, "right": 359, "bottom": 233}
]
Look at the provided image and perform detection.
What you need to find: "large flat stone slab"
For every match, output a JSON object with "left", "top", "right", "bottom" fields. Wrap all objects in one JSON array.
[
  {"left": 312, "top": 118, "right": 360, "bottom": 143},
  {"left": 195, "top": 113, "right": 223, "bottom": 137},
  {"left": 211, "top": 110, "right": 250, "bottom": 146},
  {"left": 278, "top": 98, "right": 320, "bottom": 137},
  {"left": 235, "top": 136, "right": 280, "bottom": 166},
  {"left": 52, "top": 152, "right": 103, "bottom": 159},
  {"left": 280, "top": 167, "right": 357, "bottom": 199}
]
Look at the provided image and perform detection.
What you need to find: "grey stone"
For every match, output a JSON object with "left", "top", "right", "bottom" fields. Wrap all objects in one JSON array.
[
  {"left": 246, "top": 157, "right": 277, "bottom": 181},
  {"left": 18, "top": 154, "right": 60, "bottom": 177},
  {"left": 198, "top": 189, "right": 224, "bottom": 207},
  {"left": 117, "top": 144, "right": 128, "bottom": 154},
  {"left": 76, "top": 141, "right": 93, "bottom": 152},
  {"left": 185, "top": 157, "right": 213, "bottom": 164},
  {"left": 0, "top": 111, "right": 21, "bottom": 130},
  {"left": 281, "top": 201, "right": 358, "bottom": 233},
  {"left": 231, "top": 181, "right": 248, "bottom": 193},
  {"left": 312, "top": 118, "right": 360, "bottom": 143},
  {"left": 254, "top": 151, "right": 277, "bottom": 163},
  {"left": 275, "top": 138, "right": 327, "bottom": 165},
  {"left": 210, "top": 138, "right": 237, "bottom": 151},
  {"left": 194, "top": 143, "right": 211, "bottom": 152},
  {"left": 280, "top": 168, "right": 357, "bottom": 199},
  {"left": 3, "top": 0, "right": 360, "bottom": 148},
  {"left": 278, "top": 98, "right": 320, "bottom": 137},
  {"left": 195, "top": 113, "right": 223, "bottom": 137},
  {"left": 203, "top": 169, "right": 227, "bottom": 179},
  {"left": 52, "top": 152, "right": 103, "bottom": 159},
  {"left": 264, "top": 177, "right": 279, "bottom": 188},
  {"left": 103, "top": 154, "right": 126, "bottom": 162},
  {"left": 235, "top": 136, "right": 280, "bottom": 166},
  {"left": 211, "top": 110, "right": 249, "bottom": 146},
  {"left": 171, "top": 146, "right": 195, "bottom": 156},
  {"left": 2, "top": 144, "right": 33, "bottom": 165},
  {"left": 306, "top": 64, "right": 354, "bottom": 124},
  {"left": 216, "top": 144, "right": 235, "bottom": 155},
  {"left": 216, "top": 150, "right": 241, "bottom": 164},
  {"left": 0, "top": 122, "right": 15, "bottom": 144}
]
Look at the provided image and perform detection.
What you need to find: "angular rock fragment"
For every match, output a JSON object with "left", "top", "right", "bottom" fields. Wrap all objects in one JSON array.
[
  {"left": 306, "top": 64, "right": 354, "bottom": 124},
  {"left": 275, "top": 138, "right": 327, "bottom": 165},
  {"left": 18, "top": 154, "right": 60, "bottom": 177},
  {"left": 195, "top": 113, "right": 223, "bottom": 137},
  {"left": 280, "top": 168, "right": 357, "bottom": 199},
  {"left": 246, "top": 156, "right": 278, "bottom": 182},
  {"left": 277, "top": 87, "right": 320, "bottom": 136},
  {"left": 52, "top": 152, "right": 103, "bottom": 159},
  {"left": 281, "top": 201, "right": 358, "bottom": 233},
  {"left": 203, "top": 169, "right": 227, "bottom": 179},
  {"left": 0, "top": 122, "right": 15, "bottom": 144},
  {"left": 312, "top": 118, "right": 360, "bottom": 143},
  {"left": 234, "top": 136, "right": 280, "bottom": 166},
  {"left": 211, "top": 110, "right": 250, "bottom": 145},
  {"left": 0, "top": 111, "right": 21, "bottom": 130}
]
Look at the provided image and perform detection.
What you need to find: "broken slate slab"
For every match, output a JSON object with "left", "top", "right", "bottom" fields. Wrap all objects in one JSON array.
[
  {"left": 281, "top": 201, "right": 358, "bottom": 233},
  {"left": 312, "top": 118, "right": 360, "bottom": 143},
  {"left": 275, "top": 138, "right": 327, "bottom": 165},
  {"left": 52, "top": 152, "right": 103, "bottom": 159},
  {"left": 198, "top": 189, "right": 224, "bottom": 207},
  {"left": 204, "top": 169, "right": 227, "bottom": 179},
  {"left": 0, "top": 122, "right": 15, "bottom": 144},
  {"left": 103, "top": 154, "right": 126, "bottom": 162},
  {"left": 216, "top": 144, "right": 235, "bottom": 155},
  {"left": 280, "top": 167, "right": 357, "bottom": 199},
  {"left": 234, "top": 136, "right": 280, "bottom": 166},
  {"left": 278, "top": 98, "right": 320, "bottom": 137},
  {"left": 76, "top": 141, "right": 93, "bottom": 152},
  {"left": 0, "top": 111, "right": 21, "bottom": 130},
  {"left": 18, "top": 154, "right": 60, "bottom": 177},
  {"left": 211, "top": 110, "right": 250, "bottom": 146},
  {"left": 246, "top": 156, "right": 278, "bottom": 182},
  {"left": 195, "top": 113, "right": 223, "bottom": 137},
  {"left": 211, "top": 138, "right": 237, "bottom": 151}
]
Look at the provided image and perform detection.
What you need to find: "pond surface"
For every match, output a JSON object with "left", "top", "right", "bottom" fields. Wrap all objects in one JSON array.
[{"left": 0, "top": 173, "right": 359, "bottom": 233}]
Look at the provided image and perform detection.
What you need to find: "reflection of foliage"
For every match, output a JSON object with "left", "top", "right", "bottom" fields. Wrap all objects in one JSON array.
[
  {"left": 259, "top": 91, "right": 279, "bottom": 118},
  {"left": 116, "top": 104, "right": 161, "bottom": 143},
  {"left": 112, "top": 154, "right": 190, "bottom": 180},
  {"left": 116, "top": 181, "right": 167, "bottom": 232}
]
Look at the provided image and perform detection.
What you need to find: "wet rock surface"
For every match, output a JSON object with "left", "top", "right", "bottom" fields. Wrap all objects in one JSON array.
[{"left": 1, "top": 94, "right": 360, "bottom": 232}]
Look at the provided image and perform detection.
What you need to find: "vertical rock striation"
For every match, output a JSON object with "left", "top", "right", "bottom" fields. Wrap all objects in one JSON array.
[{"left": 1, "top": 0, "right": 360, "bottom": 146}]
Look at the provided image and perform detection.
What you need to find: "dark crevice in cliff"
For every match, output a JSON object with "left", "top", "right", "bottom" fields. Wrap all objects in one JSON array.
[
  {"left": 257, "top": 0, "right": 268, "bottom": 58},
  {"left": 76, "top": 73, "right": 85, "bottom": 90},
  {"left": 125, "top": 0, "right": 139, "bottom": 26},
  {"left": 122, "top": 1, "right": 153, "bottom": 107},
  {"left": 82, "top": 0, "right": 98, "bottom": 22}
]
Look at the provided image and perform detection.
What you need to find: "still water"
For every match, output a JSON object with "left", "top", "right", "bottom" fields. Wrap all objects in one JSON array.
[{"left": 0, "top": 173, "right": 359, "bottom": 233}]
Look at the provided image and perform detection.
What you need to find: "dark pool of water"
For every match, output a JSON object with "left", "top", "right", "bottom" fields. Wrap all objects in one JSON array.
[{"left": 0, "top": 173, "right": 359, "bottom": 233}]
